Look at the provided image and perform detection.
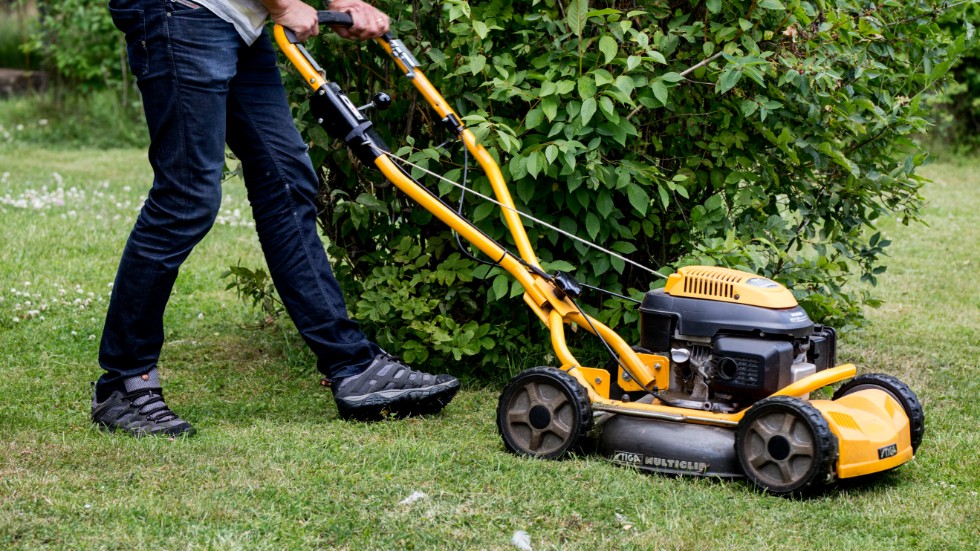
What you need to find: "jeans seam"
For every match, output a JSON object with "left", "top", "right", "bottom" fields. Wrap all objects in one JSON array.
[{"left": 161, "top": 4, "right": 191, "bottom": 223}]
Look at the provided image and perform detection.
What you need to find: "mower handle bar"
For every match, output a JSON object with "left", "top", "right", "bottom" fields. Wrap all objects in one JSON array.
[{"left": 282, "top": 11, "right": 353, "bottom": 44}]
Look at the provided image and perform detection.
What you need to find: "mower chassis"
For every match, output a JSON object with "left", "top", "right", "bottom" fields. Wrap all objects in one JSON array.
[{"left": 273, "top": 20, "right": 921, "bottom": 494}]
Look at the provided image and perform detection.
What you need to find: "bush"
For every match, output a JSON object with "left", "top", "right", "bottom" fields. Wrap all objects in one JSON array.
[
  {"left": 281, "top": 0, "right": 974, "bottom": 379},
  {"left": 4, "top": 0, "right": 146, "bottom": 149},
  {"left": 934, "top": 3, "right": 980, "bottom": 152}
]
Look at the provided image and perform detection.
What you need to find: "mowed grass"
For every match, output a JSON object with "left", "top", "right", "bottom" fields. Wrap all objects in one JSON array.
[{"left": 0, "top": 145, "right": 977, "bottom": 549}]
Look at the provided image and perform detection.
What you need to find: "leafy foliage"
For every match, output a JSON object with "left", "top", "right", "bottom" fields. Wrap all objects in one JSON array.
[
  {"left": 935, "top": 2, "right": 980, "bottom": 151},
  {"left": 282, "top": 0, "right": 974, "bottom": 378},
  {"left": 222, "top": 264, "right": 285, "bottom": 324},
  {"left": 24, "top": 0, "right": 124, "bottom": 88}
]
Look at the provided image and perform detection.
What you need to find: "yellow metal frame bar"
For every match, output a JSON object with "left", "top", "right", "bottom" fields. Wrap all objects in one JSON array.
[{"left": 273, "top": 26, "right": 860, "bottom": 427}]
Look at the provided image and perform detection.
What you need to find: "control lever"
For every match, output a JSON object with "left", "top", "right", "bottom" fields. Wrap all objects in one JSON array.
[{"left": 357, "top": 92, "right": 393, "bottom": 113}]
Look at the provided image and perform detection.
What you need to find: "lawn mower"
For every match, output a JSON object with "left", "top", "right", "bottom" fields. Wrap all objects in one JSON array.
[{"left": 275, "top": 13, "right": 924, "bottom": 496}]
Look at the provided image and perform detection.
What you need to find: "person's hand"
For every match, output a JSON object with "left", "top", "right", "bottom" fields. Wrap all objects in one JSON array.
[
  {"left": 329, "top": 0, "right": 390, "bottom": 40},
  {"left": 263, "top": 0, "right": 320, "bottom": 42}
]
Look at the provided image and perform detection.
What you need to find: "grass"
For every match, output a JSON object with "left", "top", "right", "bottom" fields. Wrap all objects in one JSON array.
[{"left": 0, "top": 142, "right": 977, "bottom": 549}]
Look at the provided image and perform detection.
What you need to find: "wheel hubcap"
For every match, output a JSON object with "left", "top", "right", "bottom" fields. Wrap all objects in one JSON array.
[
  {"left": 743, "top": 410, "right": 816, "bottom": 487},
  {"left": 505, "top": 381, "right": 574, "bottom": 455}
]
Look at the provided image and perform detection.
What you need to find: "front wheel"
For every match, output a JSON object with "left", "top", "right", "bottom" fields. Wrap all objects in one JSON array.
[
  {"left": 496, "top": 367, "right": 593, "bottom": 460},
  {"left": 735, "top": 395, "right": 838, "bottom": 496},
  {"left": 833, "top": 373, "right": 924, "bottom": 453}
]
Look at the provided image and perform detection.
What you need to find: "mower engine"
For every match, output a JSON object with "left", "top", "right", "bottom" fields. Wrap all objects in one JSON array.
[{"left": 633, "top": 266, "right": 837, "bottom": 412}]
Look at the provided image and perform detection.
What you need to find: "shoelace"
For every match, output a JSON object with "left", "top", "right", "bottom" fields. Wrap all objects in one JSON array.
[{"left": 127, "top": 389, "right": 180, "bottom": 423}]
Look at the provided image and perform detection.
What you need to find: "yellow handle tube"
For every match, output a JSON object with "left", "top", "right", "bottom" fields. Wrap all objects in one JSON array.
[
  {"left": 773, "top": 364, "right": 857, "bottom": 398},
  {"left": 374, "top": 38, "right": 541, "bottom": 269},
  {"left": 373, "top": 153, "right": 548, "bottom": 306},
  {"left": 273, "top": 25, "right": 325, "bottom": 90}
]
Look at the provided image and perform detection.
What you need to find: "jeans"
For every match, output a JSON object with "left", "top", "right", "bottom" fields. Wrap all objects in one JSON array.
[{"left": 96, "top": 0, "right": 378, "bottom": 398}]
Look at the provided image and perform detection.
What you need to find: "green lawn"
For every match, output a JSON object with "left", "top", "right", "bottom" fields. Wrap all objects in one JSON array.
[{"left": 0, "top": 146, "right": 977, "bottom": 549}]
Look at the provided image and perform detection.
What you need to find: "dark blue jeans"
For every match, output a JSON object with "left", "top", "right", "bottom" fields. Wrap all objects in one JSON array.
[{"left": 97, "top": 0, "right": 378, "bottom": 398}]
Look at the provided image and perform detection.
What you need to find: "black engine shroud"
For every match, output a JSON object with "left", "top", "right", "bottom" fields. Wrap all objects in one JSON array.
[{"left": 637, "top": 290, "right": 837, "bottom": 405}]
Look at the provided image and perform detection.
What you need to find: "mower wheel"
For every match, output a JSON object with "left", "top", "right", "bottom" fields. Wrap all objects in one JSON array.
[
  {"left": 735, "top": 395, "right": 838, "bottom": 496},
  {"left": 833, "top": 373, "right": 924, "bottom": 453},
  {"left": 497, "top": 367, "right": 593, "bottom": 460}
]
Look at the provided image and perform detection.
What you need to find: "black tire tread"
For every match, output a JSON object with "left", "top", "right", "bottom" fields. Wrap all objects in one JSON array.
[
  {"left": 735, "top": 395, "right": 838, "bottom": 497},
  {"left": 832, "top": 373, "right": 924, "bottom": 453},
  {"left": 496, "top": 367, "right": 593, "bottom": 460}
]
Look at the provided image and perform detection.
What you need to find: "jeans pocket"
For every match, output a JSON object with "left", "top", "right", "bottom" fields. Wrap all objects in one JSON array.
[
  {"left": 168, "top": 0, "right": 209, "bottom": 16},
  {"left": 108, "top": 7, "right": 148, "bottom": 78},
  {"left": 170, "top": 0, "right": 203, "bottom": 9}
]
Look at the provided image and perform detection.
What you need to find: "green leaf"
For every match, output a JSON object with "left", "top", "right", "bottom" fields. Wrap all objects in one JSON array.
[
  {"left": 472, "top": 20, "right": 490, "bottom": 39},
  {"left": 599, "top": 95, "right": 618, "bottom": 122},
  {"left": 469, "top": 54, "right": 486, "bottom": 75},
  {"left": 651, "top": 79, "right": 668, "bottom": 104},
  {"left": 545, "top": 144, "right": 559, "bottom": 164},
  {"left": 706, "top": 0, "right": 722, "bottom": 14},
  {"left": 758, "top": 0, "right": 785, "bottom": 10},
  {"left": 599, "top": 36, "right": 618, "bottom": 64},
  {"left": 542, "top": 96, "right": 559, "bottom": 121},
  {"left": 578, "top": 75, "right": 597, "bottom": 99},
  {"left": 540, "top": 80, "right": 557, "bottom": 97},
  {"left": 627, "top": 185, "right": 649, "bottom": 216},
  {"left": 526, "top": 152, "right": 542, "bottom": 179},
  {"left": 566, "top": 0, "right": 589, "bottom": 38},
  {"left": 491, "top": 274, "right": 509, "bottom": 300},
  {"left": 580, "top": 97, "right": 598, "bottom": 125},
  {"left": 717, "top": 68, "right": 742, "bottom": 94},
  {"left": 526, "top": 108, "right": 545, "bottom": 130},
  {"left": 585, "top": 212, "right": 601, "bottom": 240}
]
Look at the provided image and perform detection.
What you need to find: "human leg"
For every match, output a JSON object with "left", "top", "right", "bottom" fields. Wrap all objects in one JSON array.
[
  {"left": 95, "top": 1, "right": 242, "bottom": 433},
  {"left": 224, "top": 32, "right": 459, "bottom": 417}
]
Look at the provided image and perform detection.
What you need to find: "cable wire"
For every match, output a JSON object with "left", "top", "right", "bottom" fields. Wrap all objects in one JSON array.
[{"left": 371, "top": 144, "right": 667, "bottom": 280}]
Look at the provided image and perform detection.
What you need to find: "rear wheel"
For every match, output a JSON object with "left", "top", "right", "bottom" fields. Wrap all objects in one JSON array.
[
  {"left": 497, "top": 367, "right": 593, "bottom": 460},
  {"left": 735, "top": 395, "right": 838, "bottom": 496},
  {"left": 833, "top": 373, "right": 924, "bottom": 453}
]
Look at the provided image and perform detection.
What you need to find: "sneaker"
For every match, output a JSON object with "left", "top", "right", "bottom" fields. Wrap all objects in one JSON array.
[
  {"left": 91, "top": 368, "right": 195, "bottom": 437},
  {"left": 333, "top": 353, "right": 460, "bottom": 420}
]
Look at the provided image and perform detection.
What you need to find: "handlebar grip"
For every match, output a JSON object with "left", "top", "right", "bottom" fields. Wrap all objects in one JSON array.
[
  {"left": 281, "top": 11, "right": 354, "bottom": 44},
  {"left": 318, "top": 11, "right": 353, "bottom": 27}
]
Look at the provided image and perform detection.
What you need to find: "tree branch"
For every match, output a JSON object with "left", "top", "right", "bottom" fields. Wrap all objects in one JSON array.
[{"left": 627, "top": 52, "right": 724, "bottom": 120}]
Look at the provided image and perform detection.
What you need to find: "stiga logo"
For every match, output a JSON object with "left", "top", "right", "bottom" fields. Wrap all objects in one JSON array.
[
  {"left": 612, "top": 451, "right": 643, "bottom": 465},
  {"left": 878, "top": 443, "right": 898, "bottom": 460}
]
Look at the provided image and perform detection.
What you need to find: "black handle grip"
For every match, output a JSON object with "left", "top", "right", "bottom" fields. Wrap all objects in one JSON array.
[
  {"left": 318, "top": 11, "right": 353, "bottom": 27},
  {"left": 282, "top": 11, "right": 354, "bottom": 44}
]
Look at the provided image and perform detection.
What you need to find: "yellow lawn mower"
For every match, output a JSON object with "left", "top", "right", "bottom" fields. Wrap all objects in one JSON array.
[{"left": 276, "top": 13, "right": 924, "bottom": 496}]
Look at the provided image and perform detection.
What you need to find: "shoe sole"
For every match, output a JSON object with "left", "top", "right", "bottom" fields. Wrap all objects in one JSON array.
[
  {"left": 94, "top": 420, "right": 197, "bottom": 438},
  {"left": 336, "top": 380, "right": 461, "bottom": 421}
]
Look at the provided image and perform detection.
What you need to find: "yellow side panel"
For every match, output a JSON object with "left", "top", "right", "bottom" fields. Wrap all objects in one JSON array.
[
  {"left": 813, "top": 390, "right": 914, "bottom": 478},
  {"left": 575, "top": 367, "right": 611, "bottom": 399},
  {"left": 617, "top": 353, "right": 670, "bottom": 393}
]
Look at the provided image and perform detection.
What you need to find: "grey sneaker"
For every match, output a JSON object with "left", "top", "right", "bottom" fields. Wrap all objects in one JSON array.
[
  {"left": 91, "top": 368, "right": 195, "bottom": 437},
  {"left": 333, "top": 354, "right": 460, "bottom": 420}
]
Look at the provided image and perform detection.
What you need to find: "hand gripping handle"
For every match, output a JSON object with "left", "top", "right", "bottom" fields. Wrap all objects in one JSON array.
[{"left": 282, "top": 11, "right": 354, "bottom": 44}]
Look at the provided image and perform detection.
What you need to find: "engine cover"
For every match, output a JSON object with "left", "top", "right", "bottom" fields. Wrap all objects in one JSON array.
[
  {"left": 711, "top": 337, "right": 794, "bottom": 403},
  {"left": 639, "top": 290, "right": 814, "bottom": 351}
]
